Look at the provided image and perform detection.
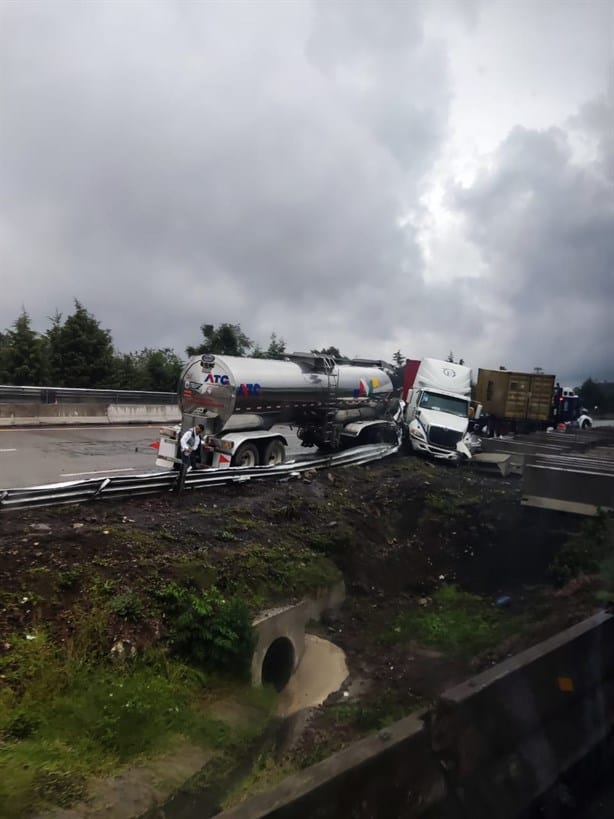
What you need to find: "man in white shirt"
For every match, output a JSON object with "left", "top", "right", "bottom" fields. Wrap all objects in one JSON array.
[{"left": 180, "top": 423, "right": 205, "bottom": 469}]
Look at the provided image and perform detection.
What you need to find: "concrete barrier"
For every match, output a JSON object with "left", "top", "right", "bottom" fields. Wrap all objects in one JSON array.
[
  {"left": 212, "top": 611, "right": 614, "bottom": 819},
  {"left": 522, "top": 455, "right": 614, "bottom": 515},
  {"left": 107, "top": 404, "right": 180, "bottom": 424},
  {"left": 215, "top": 713, "right": 446, "bottom": 819},
  {"left": 0, "top": 403, "right": 180, "bottom": 427},
  {"left": 430, "top": 611, "right": 614, "bottom": 818}
]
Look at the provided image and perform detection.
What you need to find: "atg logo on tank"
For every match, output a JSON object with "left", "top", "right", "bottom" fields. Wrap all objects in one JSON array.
[
  {"left": 204, "top": 373, "right": 230, "bottom": 385},
  {"left": 238, "top": 383, "right": 261, "bottom": 396},
  {"left": 353, "top": 378, "right": 379, "bottom": 398}
]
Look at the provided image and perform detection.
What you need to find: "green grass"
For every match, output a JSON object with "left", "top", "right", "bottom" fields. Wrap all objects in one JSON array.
[
  {"left": 550, "top": 511, "right": 612, "bottom": 587},
  {"left": 384, "top": 586, "right": 505, "bottom": 656},
  {"left": 325, "top": 695, "right": 417, "bottom": 733},
  {"left": 215, "top": 543, "right": 342, "bottom": 610},
  {"left": 0, "top": 633, "right": 274, "bottom": 817}
]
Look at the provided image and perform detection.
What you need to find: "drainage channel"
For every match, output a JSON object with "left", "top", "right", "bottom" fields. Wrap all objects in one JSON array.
[{"left": 159, "top": 593, "right": 348, "bottom": 819}]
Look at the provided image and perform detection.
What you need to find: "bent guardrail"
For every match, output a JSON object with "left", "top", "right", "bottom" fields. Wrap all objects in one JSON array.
[{"left": 0, "top": 443, "right": 399, "bottom": 513}]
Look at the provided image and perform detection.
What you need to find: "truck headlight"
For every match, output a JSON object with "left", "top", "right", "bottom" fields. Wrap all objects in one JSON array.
[{"left": 410, "top": 420, "right": 426, "bottom": 440}]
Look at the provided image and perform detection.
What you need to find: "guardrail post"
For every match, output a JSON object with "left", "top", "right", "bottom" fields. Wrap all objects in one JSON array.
[{"left": 176, "top": 463, "right": 187, "bottom": 496}]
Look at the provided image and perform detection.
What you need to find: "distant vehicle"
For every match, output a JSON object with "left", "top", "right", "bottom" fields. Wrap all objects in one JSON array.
[
  {"left": 401, "top": 358, "right": 478, "bottom": 460},
  {"left": 155, "top": 353, "right": 401, "bottom": 470},
  {"left": 474, "top": 369, "right": 592, "bottom": 435}
]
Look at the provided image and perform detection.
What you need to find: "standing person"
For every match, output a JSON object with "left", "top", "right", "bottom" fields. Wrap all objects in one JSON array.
[{"left": 180, "top": 423, "right": 204, "bottom": 469}]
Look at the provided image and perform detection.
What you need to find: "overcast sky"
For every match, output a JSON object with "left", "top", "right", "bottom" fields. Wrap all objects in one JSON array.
[{"left": 1, "top": 0, "right": 612, "bottom": 385}]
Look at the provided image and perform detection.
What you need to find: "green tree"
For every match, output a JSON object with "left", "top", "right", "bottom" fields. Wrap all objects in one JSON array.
[
  {"left": 41, "top": 310, "right": 64, "bottom": 385},
  {"left": 1, "top": 310, "right": 44, "bottom": 385},
  {"left": 252, "top": 332, "right": 286, "bottom": 360},
  {"left": 46, "top": 301, "right": 115, "bottom": 387},
  {"left": 186, "top": 323, "right": 252, "bottom": 358},
  {"left": 133, "top": 348, "right": 183, "bottom": 391},
  {"left": 110, "top": 352, "right": 141, "bottom": 390}
]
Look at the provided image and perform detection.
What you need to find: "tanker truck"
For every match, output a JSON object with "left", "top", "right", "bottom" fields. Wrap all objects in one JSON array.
[
  {"left": 401, "top": 358, "right": 479, "bottom": 460},
  {"left": 155, "top": 352, "right": 402, "bottom": 470}
]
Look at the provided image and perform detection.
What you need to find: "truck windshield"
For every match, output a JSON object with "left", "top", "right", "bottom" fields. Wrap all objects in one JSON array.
[{"left": 419, "top": 391, "right": 468, "bottom": 417}]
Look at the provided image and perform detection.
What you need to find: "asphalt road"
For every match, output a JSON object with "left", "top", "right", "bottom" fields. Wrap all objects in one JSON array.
[{"left": 0, "top": 424, "right": 305, "bottom": 489}]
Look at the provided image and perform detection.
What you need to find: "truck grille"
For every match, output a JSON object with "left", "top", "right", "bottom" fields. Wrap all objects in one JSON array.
[{"left": 428, "top": 426, "right": 463, "bottom": 450}]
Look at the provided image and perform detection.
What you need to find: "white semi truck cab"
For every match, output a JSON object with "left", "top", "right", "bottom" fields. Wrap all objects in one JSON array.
[{"left": 402, "top": 358, "right": 478, "bottom": 460}]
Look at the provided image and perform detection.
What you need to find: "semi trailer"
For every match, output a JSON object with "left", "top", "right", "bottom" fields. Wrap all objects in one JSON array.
[
  {"left": 156, "top": 352, "right": 402, "bottom": 470},
  {"left": 474, "top": 369, "right": 592, "bottom": 434}
]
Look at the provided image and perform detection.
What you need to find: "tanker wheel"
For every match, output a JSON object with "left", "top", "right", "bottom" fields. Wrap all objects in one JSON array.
[
  {"left": 232, "top": 442, "right": 259, "bottom": 468},
  {"left": 263, "top": 439, "right": 286, "bottom": 466}
]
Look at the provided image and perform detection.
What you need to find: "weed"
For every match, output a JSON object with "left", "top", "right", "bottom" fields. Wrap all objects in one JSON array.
[
  {"left": 422, "top": 489, "right": 479, "bottom": 520},
  {"left": 231, "top": 516, "right": 261, "bottom": 531},
  {"left": 216, "top": 543, "right": 341, "bottom": 609},
  {"left": 222, "top": 753, "right": 296, "bottom": 809},
  {"left": 160, "top": 584, "right": 255, "bottom": 678},
  {"left": 270, "top": 495, "right": 314, "bottom": 521},
  {"left": 326, "top": 696, "right": 414, "bottom": 732},
  {"left": 304, "top": 525, "right": 354, "bottom": 556},
  {"left": 107, "top": 591, "right": 144, "bottom": 623},
  {"left": 171, "top": 557, "right": 216, "bottom": 592},
  {"left": 549, "top": 512, "right": 612, "bottom": 587},
  {"left": 90, "top": 576, "right": 116, "bottom": 598},
  {"left": 56, "top": 569, "right": 81, "bottom": 592},
  {"left": 217, "top": 529, "right": 238, "bottom": 543},
  {"left": 384, "top": 586, "right": 503, "bottom": 656}
]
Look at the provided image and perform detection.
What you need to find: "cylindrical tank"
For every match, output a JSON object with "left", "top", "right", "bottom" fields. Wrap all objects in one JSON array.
[{"left": 179, "top": 354, "right": 393, "bottom": 431}]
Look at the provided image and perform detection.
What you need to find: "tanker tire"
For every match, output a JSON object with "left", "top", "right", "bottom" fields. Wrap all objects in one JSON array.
[
  {"left": 232, "top": 442, "right": 259, "bottom": 468},
  {"left": 263, "top": 439, "right": 285, "bottom": 466}
]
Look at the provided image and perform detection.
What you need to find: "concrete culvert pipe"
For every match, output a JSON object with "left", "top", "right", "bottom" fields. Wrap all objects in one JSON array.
[{"left": 261, "top": 637, "right": 295, "bottom": 692}]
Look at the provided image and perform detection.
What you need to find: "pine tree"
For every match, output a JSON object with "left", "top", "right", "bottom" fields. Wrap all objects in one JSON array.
[
  {"left": 2, "top": 310, "right": 44, "bottom": 385},
  {"left": 46, "top": 301, "right": 115, "bottom": 387}
]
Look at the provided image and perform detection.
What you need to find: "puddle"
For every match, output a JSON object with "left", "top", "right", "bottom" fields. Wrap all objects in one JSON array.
[{"left": 276, "top": 634, "right": 348, "bottom": 717}]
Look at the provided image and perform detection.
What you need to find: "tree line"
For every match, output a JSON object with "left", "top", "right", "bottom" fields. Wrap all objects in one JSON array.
[
  {"left": 3, "top": 304, "right": 609, "bottom": 410},
  {"left": 0, "top": 304, "right": 341, "bottom": 392}
]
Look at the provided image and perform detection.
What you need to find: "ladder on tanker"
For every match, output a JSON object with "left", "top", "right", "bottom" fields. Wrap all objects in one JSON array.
[{"left": 321, "top": 356, "right": 339, "bottom": 449}]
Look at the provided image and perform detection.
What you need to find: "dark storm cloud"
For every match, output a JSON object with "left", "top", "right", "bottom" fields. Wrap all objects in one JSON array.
[
  {"left": 0, "top": 0, "right": 459, "bottom": 358},
  {"left": 451, "top": 95, "right": 614, "bottom": 383},
  {"left": 0, "top": 0, "right": 609, "bottom": 381}
]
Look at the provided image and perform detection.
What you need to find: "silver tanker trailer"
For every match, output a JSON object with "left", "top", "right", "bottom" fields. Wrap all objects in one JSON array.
[{"left": 156, "top": 353, "right": 401, "bottom": 469}]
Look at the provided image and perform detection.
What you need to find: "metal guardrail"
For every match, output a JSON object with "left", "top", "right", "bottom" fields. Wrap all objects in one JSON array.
[
  {"left": 0, "top": 385, "right": 177, "bottom": 405},
  {"left": 0, "top": 443, "right": 399, "bottom": 513}
]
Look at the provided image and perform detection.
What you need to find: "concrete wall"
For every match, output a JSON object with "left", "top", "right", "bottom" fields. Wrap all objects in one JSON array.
[
  {"left": 216, "top": 713, "right": 446, "bottom": 819},
  {"left": 215, "top": 611, "right": 614, "bottom": 819},
  {"left": 522, "top": 460, "right": 614, "bottom": 515},
  {"left": 0, "top": 403, "right": 180, "bottom": 427},
  {"left": 430, "top": 611, "right": 614, "bottom": 818}
]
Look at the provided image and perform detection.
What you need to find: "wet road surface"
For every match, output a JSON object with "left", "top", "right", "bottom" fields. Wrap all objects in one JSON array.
[{"left": 0, "top": 425, "right": 304, "bottom": 488}]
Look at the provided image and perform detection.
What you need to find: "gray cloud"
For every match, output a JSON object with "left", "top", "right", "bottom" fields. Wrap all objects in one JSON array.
[
  {"left": 451, "top": 94, "right": 614, "bottom": 383},
  {"left": 1, "top": 0, "right": 458, "bottom": 358},
  {"left": 0, "top": 0, "right": 611, "bottom": 386}
]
